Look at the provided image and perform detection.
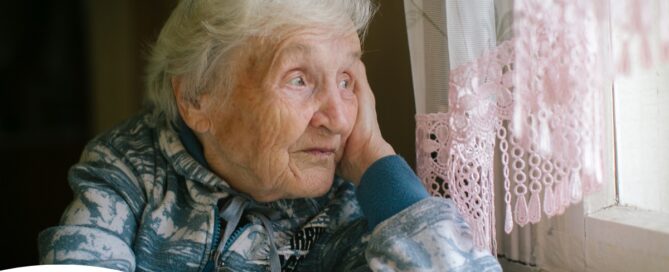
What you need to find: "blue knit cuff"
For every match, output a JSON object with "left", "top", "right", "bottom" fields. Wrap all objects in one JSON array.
[{"left": 355, "top": 155, "right": 429, "bottom": 230}]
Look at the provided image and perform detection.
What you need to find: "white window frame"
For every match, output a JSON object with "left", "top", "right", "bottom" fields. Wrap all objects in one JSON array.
[{"left": 580, "top": 67, "right": 669, "bottom": 272}]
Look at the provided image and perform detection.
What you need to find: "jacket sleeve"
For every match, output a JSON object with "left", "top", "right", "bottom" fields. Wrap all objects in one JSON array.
[
  {"left": 364, "top": 197, "right": 501, "bottom": 271},
  {"left": 353, "top": 155, "right": 501, "bottom": 271},
  {"left": 38, "top": 141, "right": 144, "bottom": 272}
]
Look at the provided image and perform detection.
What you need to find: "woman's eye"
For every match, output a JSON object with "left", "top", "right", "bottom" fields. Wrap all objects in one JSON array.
[
  {"left": 289, "top": 76, "right": 306, "bottom": 87},
  {"left": 338, "top": 79, "right": 351, "bottom": 89}
]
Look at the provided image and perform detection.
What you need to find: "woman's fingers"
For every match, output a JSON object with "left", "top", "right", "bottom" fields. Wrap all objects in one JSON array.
[{"left": 338, "top": 61, "right": 395, "bottom": 184}]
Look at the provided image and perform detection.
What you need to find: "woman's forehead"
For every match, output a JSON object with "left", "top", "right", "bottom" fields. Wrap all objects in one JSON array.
[
  {"left": 230, "top": 29, "right": 361, "bottom": 82},
  {"left": 271, "top": 30, "right": 361, "bottom": 61}
]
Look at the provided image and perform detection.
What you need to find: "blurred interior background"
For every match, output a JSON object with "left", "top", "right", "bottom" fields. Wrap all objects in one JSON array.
[{"left": 0, "top": 0, "right": 416, "bottom": 268}]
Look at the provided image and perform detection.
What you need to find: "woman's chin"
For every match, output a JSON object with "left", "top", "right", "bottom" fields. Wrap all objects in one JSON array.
[{"left": 290, "top": 171, "right": 335, "bottom": 199}]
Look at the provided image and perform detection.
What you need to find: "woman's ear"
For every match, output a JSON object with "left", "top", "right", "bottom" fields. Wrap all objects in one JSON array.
[{"left": 172, "top": 76, "right": 211, "bottom": 133}]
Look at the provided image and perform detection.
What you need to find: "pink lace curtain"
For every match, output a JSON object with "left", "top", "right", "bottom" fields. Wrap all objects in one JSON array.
[{"left": 410, "top": 0, "right": 669, "bottom": 254}]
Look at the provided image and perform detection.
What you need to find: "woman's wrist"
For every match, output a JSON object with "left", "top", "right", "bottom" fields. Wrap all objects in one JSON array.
[{"left": 355, "top": 154, "right": 429, "bottom": 229}]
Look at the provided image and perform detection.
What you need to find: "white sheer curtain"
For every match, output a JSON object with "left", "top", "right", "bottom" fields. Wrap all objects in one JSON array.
[
  {"left": 405, "top": 0, "right": 609, "bottom": 266},
  {"left": 405, "top": 0, "right": 543, "bottom": 263},
  {"left": 405, "top": 0, "right": 499, "bottom": 252},
  {"left": 404, "top": 0, "right": 496, "bottom": 116}
]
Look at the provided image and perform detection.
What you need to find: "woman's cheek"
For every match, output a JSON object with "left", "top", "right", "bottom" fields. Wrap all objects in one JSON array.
[
  {"left": 254, "top": 102, "right": 307, "bottom": 183},
  {"left": 250, "top": 98, "right": 302, "bottom": 153}
]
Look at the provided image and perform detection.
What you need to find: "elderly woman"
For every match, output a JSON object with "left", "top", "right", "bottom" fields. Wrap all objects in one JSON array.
[{"left": 38, "top": 0, "right": 501, "bottom": 271}]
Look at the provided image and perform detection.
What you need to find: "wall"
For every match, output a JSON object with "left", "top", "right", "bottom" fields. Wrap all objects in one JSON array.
[
  {"left": 0, "top": 1, "right": 89, "bottom": 268},
  {"left": 86, "top": 0, "right": 177, "bottom": 134},
  {"left": 0, "top": 1, "right": 176, "bottom": 268},
  {"left": 363, "top": 1, "right": 417, "bottom": 168}
]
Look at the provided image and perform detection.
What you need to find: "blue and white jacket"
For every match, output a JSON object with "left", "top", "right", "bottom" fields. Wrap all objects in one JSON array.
[{"left": 38, "top": 112, "right": 501, "bottom": 271}]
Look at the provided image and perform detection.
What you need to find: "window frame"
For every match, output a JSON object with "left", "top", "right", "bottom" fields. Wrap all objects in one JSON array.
[{"left": 579, "top": 65, "right": 669, "bottom": 272}]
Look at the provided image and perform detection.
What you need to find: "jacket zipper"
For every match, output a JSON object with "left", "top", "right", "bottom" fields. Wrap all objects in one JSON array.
[
  {"left": 212, "top": 209, "right": 223, "bottom": 250},
  {"left": 205, "top": 206, "right": 252, "bottom": 270},
  {"left": 222, "top": 223, "right": 251, "bottom": 252},
  {"left": 203, "top": 207, "right": 224, "bottom": 272}
]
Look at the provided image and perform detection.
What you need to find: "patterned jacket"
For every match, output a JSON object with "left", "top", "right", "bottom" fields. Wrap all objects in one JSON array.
[{"left": 38, "top": 112, "right": 501, "bottom": 271}]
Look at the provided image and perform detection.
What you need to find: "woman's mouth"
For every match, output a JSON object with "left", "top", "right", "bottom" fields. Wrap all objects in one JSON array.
[{"left": 302, "top": 148, "right": 336, "bottom": 157}]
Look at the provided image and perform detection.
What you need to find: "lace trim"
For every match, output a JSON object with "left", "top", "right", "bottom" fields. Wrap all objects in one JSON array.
[{"left": 414, "top": 0, "right": 669, "bottom": 253}]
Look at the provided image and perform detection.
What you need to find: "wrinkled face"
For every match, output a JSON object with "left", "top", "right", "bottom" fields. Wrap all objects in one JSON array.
[{"left": 197, "top": 28, "right": 361, "bottom": 202}]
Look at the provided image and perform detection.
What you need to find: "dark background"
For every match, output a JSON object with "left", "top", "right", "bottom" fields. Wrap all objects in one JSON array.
[{"left": 0, "top": 1, "right": 415, "bottom": 268}]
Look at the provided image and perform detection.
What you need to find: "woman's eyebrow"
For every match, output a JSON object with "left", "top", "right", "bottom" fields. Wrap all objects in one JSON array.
[
  {"left": 350, "top": 51, "right": 362, "bottom": 60},
  {"left": 345, "top": 51, "right": 362, "bottom": 68}
]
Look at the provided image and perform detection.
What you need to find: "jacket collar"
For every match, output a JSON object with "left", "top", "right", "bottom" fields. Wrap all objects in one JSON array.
[{"left": 156, "top": 115, "right": 232, "bottom": 204}]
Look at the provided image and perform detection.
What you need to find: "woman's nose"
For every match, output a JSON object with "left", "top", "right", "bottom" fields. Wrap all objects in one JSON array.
[{"left": 309, "top": 83, "right": 351, "bottom": 134}]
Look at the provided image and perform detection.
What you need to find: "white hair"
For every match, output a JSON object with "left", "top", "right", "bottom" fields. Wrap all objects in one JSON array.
[{"left": 145, "top": 0, "right": 377, "bottom": 125}]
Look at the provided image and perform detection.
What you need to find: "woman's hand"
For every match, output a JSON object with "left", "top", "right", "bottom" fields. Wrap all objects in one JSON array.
[{"left": 338, "top": 60, "right": 395, "bottom": 185}]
